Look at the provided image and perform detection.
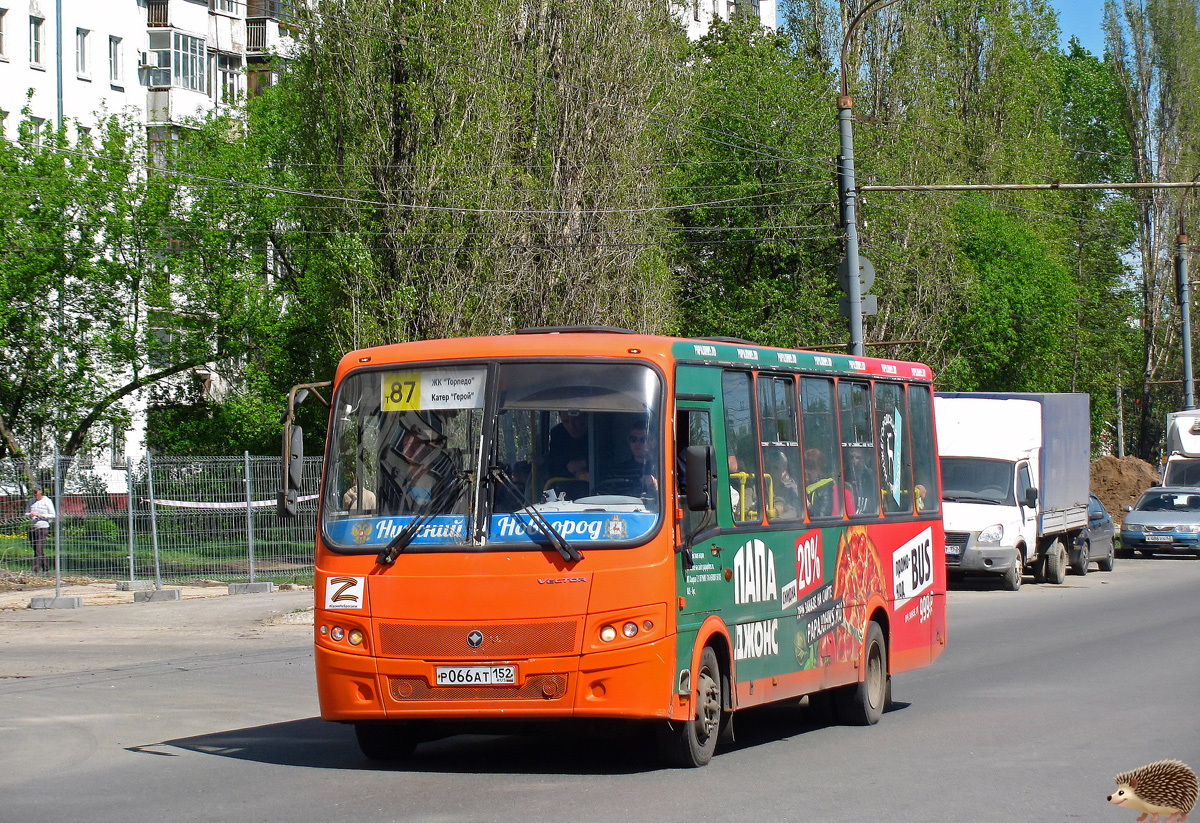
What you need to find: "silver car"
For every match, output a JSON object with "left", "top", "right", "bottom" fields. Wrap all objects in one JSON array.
[{"left": 1120, "top": 487, "right": 1200, "bottom": 557}]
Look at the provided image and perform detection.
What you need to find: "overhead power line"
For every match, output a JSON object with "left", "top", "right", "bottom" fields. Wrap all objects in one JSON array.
[{"left": 860, "top": 181, "right": 1200, "bottom": 192}]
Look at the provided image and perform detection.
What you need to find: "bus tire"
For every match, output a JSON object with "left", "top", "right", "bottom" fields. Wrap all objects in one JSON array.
[
  {"left": 835, "top": 621, "right": 888, "bottom": 726},
  {"left": 657, "top": 645, "right": 722, "bottom": 767},
  {"left": 354, "top": 722, "right": 418, "bottom": 761},
  {"left": 1044, "top": 539, "right": 1067, "bottom": 584}
]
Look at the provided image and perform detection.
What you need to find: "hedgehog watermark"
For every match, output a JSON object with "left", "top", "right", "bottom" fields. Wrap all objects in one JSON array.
[{"left": 1108, "top": 760, "right": 1198, "bottom": 822}]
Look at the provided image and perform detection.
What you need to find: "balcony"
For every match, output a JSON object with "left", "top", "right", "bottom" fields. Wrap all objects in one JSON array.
[
  {"left": 247, "top": 0, "right": 292, "bottom": 21},
  {"left": 147, "top": 0, "right": 169, "bottom": 27},
  {"left": 246, "top": 20, "right": 267, "bottom": 53}
]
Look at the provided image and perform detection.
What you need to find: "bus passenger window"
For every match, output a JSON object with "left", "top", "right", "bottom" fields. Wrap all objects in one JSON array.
[
  {"left": 909, "top": 385, "right": 939, "bottom": 513},
  {"left": 758, "top": 374, "right": 801, "bottom": 521},
  {"left": 800, "top": 377, "right": 849, "bottom": 519},
  {"left": 839, "top": 380, "right": 878, "bottom": 517},
  {"left": 722, "top": 371, "right": 760, "bottom": 524},
  {"left": 875, "top": 382, "right": 914, "bottom": 514}
]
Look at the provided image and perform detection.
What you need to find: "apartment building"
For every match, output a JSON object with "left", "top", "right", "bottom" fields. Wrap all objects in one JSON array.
[
  {"left": 0, "top": 0, "right": 293, "bottom": 140},
  {"left": 678, "top": 0, "right": 777, "bottom": 40},
  {"left": 0, "top": 0, "right": 294, "bottom": 482}
]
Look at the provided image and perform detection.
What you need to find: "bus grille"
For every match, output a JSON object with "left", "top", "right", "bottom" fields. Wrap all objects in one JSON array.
[
  {"left": 945, "top": 532, "right": 969, "bottom": 566},
  {"left": 377, "top": 620, "right": 577, "bottom": 659},
  {"left": 389, "top": 674, "right": 568, "bottom": 701}
]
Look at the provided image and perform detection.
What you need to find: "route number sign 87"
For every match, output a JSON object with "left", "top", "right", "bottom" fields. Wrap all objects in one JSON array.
[{"left": 382, "top": 372, "right": 421, "bottom": 411}]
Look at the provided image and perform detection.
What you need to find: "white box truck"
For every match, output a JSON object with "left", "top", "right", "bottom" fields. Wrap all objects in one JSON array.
[
  {"left": 1162, "top": 410, "right": 1200, "bottom": 486},
  {"left": 935, "top": 393, "right": 1091, "bottom": 589}
]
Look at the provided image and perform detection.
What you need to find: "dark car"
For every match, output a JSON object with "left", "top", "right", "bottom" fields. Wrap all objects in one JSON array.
[
  {"left": 1119, "top": 486, "right": 1200, "bottom": 557},
  {"left": 1071, "top": 492, "right": 1116, "bottom": 574}
]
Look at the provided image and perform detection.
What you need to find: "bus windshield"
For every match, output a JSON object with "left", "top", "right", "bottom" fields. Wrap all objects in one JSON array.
[{"left": 322, "top": 360, "right": 664, "bottom": 552}]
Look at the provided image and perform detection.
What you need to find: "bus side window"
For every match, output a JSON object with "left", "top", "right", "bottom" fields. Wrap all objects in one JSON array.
[
  {"left": 839, "top": 380, "right": 878, "bottom": 517},
  {"left": 875, "top": 382, "right": 913, "bottom": 514},
  {"left": 909, "top": 385, "right": 939, "bottom": 513},
  {"left": 722, "top": 371, "right": 761, "bottom": 524},
  {"left": 677, "top": 408, "right": 713, "bottom": 536},
  {"left": 758, "top": 374, "right": 801, "bottom": 521},
  {"left": 800, "top": 377, "right": 846, "bottom": 519}
]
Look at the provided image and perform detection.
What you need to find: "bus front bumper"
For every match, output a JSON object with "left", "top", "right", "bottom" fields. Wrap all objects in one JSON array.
[{"left": 316, "top": 634, "right": 675, "bottom": 722}]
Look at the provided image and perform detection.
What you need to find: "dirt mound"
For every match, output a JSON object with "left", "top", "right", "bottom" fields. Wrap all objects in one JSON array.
[{"left": 1090, "top": 455, "right": 1160, "bottom": 525}]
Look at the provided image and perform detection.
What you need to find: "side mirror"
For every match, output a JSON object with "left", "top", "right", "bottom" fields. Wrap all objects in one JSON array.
[
  {"left": 279, "top": 424, "right": 304, "bottom": 518},
  {"left": 288, "top": 425, "right": 305, "bottom": 489},
  {"left": 684, "top": 445, "right": 717, "bottom": 512},
  {"left": 1022, "top": 487, "right": 1038, "bottom": 508}
]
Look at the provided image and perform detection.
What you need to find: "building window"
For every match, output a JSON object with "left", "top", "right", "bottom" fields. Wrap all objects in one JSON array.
[
  {"left": 147, "top": 30, "right": 206, "bottom": 91},
  {"left": 211, "top": 0, "right": 237, "bottom": 12},
  {"left": 76, "top": 28, "right": 90, "bottom": 76},
  {"left": 27, "top": 116, "right": 44, "bottom": 146},
  {"left": 109, "top": 35, "right": 122, "bottom": 84},
  {"left": 209, "top": 51, "right": 241, "bottom": 102},
  {"left": 29, "top": 15, "right": 43, "bottom": 65},
  {"left": 1, "top": 8, "right": 8, "bottom": 60},
  {"left": 174, "top": 31, "right": 205, "bottom": 91}
]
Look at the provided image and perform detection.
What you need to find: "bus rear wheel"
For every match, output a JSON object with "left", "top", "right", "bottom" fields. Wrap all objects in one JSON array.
[
  {"left": 657, "top": 645, "right": 722, "bottom": 767},
  {"left": 834, "top": 621, "right": 888, "bottom": 726},
  {"left": 354, "top": 722, "right": 418, "bottom": 761}
]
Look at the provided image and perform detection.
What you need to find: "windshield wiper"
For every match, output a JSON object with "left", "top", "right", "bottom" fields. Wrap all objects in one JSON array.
[
  {"left": 942, "top": 493, "right": 1004, "bottom": 505},
  {"left": 376, "top": 471, "right": 469, "bottom": 566},
  {"left": 488, "top": 466, "right": 582, "bottom": 563}
]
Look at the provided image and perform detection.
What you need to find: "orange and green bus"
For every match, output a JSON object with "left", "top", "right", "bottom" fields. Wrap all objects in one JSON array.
[{"left": 284, "top": 327, "right": 946, "bottom": 767}]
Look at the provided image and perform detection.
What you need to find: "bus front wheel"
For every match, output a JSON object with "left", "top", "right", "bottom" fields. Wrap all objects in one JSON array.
[
  {"left": 834, "top": 621, "right": 888, "bottom": 726},
  {"left": 657, "top": 645, "right": 722, "bottom": 767},
  {"left": 354, "top": 721, "right": 418, "bottom": 761}
]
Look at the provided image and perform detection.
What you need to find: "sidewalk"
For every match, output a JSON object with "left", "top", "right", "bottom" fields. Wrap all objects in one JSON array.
[
  {"left": 0, "top": 580, "right": 316, "bottom": 678},
  {"left": 0, "top": 577, "right": 311, "bottom": 610}
]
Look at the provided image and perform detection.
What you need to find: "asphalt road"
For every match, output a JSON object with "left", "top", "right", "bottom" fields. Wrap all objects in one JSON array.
[{"left": 2, "top": 558, "right": 1198, "bottom": 823}]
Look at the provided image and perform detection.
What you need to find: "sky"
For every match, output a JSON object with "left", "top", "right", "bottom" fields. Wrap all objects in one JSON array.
[{"left": 1048, "top": 0, "right": 1106, "bottom": 55}]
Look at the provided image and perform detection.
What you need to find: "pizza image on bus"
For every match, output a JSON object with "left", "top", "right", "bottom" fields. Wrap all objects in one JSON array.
[{"left": 823, "top": 525, "right": 886, "bottom": 665}]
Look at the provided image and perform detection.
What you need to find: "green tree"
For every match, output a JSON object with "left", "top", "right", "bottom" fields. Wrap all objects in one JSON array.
[
  {"left": 0, "top": 107, "right": 283, "bottom": 461},
  {"left": 1105, "top": 0, "right": 1200, "bottom": 459},
  {"left": 268, "top": 0, "right": 691, "bottom": 353},
  {"left": 671, "top": 16, "right": 842, "bottom": 349}
]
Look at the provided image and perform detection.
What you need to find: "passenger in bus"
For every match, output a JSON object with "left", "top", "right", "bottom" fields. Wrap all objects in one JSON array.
[
  {"left": 766, "top": 451, "right": 801, "bottom": 519},
  {"left": 804, "top": 448, "right": 855, "bottom": 518},
  {"left": 607, "top": 424, "right": 659, "bottom": 495},
  {"left": 342, "top": 483, "right": 377, "bottom": 514},
  {"left": 546, "top": 410, "right": 590, "bottom": 480}
]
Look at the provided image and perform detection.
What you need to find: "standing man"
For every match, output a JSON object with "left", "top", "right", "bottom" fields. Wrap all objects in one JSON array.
[{"left": 27, "top": 487, "right": 55, "bottom": 574}]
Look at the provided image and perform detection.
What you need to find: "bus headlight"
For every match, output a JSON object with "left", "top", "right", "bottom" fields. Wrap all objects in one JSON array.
[
  {"left": 331, "top": 626, "right": 345, "bottom": 641},
  {"left": 600, "top": 625, "right": 618, "bottom": 642},
  {"left": 348, "top": 629, "right": 364, "bottom": 646},
  {"left": 622, "top": 622, "right": 639, "bottom": 638}
]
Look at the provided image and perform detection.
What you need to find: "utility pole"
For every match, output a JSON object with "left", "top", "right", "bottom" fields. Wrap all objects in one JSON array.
[
  {"left": 837, "top": 97, "right": 864, "bottom": 358},
  {"left": 1179, "top": 225, "right": 1195, "bottom": 409},
  {"left": 836, "top": 0, "right": 902, "bottom": 358}
]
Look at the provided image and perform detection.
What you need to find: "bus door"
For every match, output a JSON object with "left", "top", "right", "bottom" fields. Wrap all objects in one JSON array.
[{"left": 673, "top": 366, "right": 797, "bottom": 699}]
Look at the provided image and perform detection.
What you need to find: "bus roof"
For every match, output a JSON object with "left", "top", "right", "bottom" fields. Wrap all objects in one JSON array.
[{"left": 335, "top": 330, "right": 934, "bottom": 383}]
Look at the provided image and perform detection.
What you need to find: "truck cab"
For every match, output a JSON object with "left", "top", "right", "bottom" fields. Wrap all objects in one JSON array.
[{"left": 935, "top": 393, "right": 1089, "bottom": 590}]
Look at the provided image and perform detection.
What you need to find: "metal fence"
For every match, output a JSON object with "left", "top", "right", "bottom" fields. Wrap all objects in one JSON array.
[{"left": 0, "top": 453, "right": 321, "bottom": 584}]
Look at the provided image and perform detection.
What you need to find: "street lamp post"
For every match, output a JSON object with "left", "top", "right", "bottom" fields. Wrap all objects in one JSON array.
[{"left": 838, "top": 0, "right": 904, "bottom": 358}]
